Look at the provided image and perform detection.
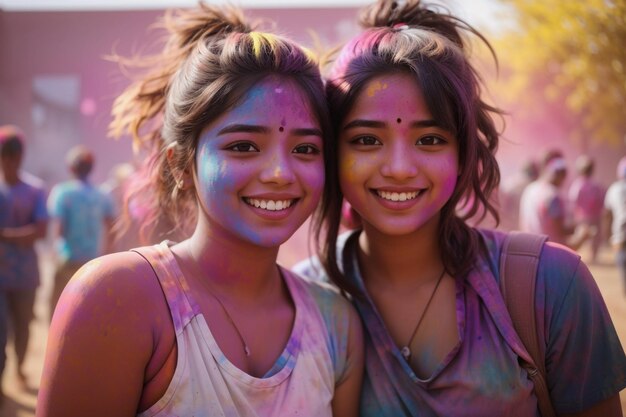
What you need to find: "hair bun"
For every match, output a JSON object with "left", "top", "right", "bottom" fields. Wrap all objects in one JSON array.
[
  {"left": 163, "top": 3, "right": 253, "bottom": 50},
  {"left": 358, "top": 0, "right": 465, "bottom": 48}
]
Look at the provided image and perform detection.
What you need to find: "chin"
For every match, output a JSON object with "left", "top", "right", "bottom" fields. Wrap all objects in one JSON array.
[
  {"left": 244, "top": 229, "right": 296, "bottom": 249},
  {"left": 366, "top": 214, "right": 440, "bottom": 237}
]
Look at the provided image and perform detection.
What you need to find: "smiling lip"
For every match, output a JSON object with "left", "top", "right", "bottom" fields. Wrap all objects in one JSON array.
[
  {"left": 371, "top": 188, "right": 424, "bottom": 209},
  {"left": 242, "top": 196, "right": 300, "bottom": 219}
]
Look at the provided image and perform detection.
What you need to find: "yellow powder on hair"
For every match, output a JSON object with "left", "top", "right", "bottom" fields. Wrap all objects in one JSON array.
[{"left": 249, "top": 32, "right": 277, "bottom": 59}]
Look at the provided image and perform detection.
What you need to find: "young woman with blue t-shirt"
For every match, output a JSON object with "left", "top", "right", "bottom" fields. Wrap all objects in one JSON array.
[{"left": 296, "top": 1, "right": 626, "bottom": 415}]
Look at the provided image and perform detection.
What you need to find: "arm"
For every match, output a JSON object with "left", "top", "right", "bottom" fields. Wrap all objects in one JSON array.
[
  {"left": 541, "top": 247, "right": 626, "bottom": 416},
  {"left": 36, "top": 252, "right": 159, "bottom": 417},
  {"left": 331, "top": 304, "right": 364, "bottom": 417},
  {"left": 564, "top": 223, "right": 590, "bottom": 251},
  {"left": 0, "top": 219, "right": 47, "bottom": 246},
  {"left": 2, "top": 184, "right": 50, "bottom": 246},
  {"left": 543, "top": 196, "right": 587, "bottom": 249}
]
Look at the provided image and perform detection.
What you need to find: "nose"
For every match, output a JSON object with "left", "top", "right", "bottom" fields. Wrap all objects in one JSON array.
[
  {"left": 259, "top": 151, "right": 296, "bottom": 185},
  {"left": 380, "top": 143, "right": 418, "bottom": 180}
]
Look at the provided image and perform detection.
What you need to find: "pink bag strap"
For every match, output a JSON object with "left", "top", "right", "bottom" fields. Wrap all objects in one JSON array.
[{"left": 499, "top": 231, "right": 556, "bottom": 417}]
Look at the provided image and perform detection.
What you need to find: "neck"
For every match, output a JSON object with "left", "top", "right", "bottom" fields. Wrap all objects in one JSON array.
[
  {"left": 177, "top": 217, "right": 282, "bottom": 301},
  {"left": 357, "top": 216, "right": 443, "bottom": 288}
]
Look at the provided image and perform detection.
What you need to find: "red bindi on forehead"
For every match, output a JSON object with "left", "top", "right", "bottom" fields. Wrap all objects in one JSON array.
[
  {"left": 279, "top": 126, "right": 284, "bottom": 132},
  {"left": 397, "top": 118, "right": 402, "bottom": 124}
]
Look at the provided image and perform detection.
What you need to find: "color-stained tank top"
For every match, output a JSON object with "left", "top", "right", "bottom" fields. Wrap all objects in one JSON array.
[{"left": 133, "top": 242, "right": 350, "bottom": 417}]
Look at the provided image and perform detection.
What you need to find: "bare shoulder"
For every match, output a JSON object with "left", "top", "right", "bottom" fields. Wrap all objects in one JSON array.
[
  {"left": 52, "top": 250, "right": 169, "bottom": 339},
  {"left": 39, "top": 250, "right": 174, "bottom": 416},
  {"left": 63, "top": 251, "right": 161, "bottom": 304}
]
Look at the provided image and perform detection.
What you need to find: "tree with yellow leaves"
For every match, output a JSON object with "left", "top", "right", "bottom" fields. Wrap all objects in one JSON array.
[{"left": 493, "top": 0, "right": 626, "bottom": 148}]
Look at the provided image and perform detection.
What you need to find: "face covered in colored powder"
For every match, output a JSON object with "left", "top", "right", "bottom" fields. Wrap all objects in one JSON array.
[
  {"left": 338, "top": 72, "right": 459, "bottom": 237},
  {"left": 194, "top": 76, "right": 325, "bottom": 247}
]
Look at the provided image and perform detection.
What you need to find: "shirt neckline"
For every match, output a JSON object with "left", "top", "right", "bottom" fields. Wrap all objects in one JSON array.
[{"left": 162, "top": 242, "right": 304, "bottom": 387}]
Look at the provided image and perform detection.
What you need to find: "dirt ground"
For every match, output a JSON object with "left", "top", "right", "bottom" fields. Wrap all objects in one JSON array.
[{"left": 2, "top": 241, "right": 626, "bottom": 417}]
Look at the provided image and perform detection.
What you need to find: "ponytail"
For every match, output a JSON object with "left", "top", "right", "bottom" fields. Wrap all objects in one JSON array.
[{"left": 109, "top": 3, "right": 252, "bottom": 152}]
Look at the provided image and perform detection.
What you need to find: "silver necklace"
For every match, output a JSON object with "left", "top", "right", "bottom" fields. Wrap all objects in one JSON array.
[
  {"left": 210, "top": 293, "right": 251, "bottom": 357},
  {"left": 400, "top": 268, "right": 446, "bottom": 361},
  {"left": 185, "top": 247, "right": 251, "bottom": 357}
]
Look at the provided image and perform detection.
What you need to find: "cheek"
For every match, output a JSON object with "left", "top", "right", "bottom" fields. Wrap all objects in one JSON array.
[
  {"left": 197, "top": 149, "right": 235, "bottom": 202},
  {"left": 436, "top": 156, "right": 460, "bottom": 194},
  {"left": 338, "top": 149, "right": 374, "bottom": 185},
  {"left": 338, "top": 152, "right": 358, "bottom": 185},
  {"left": 443, "top": 174, "right": 458, "bottom": 196},
  {"left": 300, "top": 159, "right": 325, "bottom": 200},
  {"left": 339, "top": 150, "right": 381, "bottom": 188},
  {"left": 338, "top": 153, "right": 365, "bottom": 208}
]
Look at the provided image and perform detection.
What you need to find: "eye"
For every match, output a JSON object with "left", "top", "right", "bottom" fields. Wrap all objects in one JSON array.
[
  {"left": 416, "top": 135, "right": 446, "bottom": 146},
  {"left": 351, "top": 135, "right": 381, "bottom": 146},
  {"left": 226, "top": 142, "right": 259, "bottom": 152},
  {"left": 293, "top": 144, "right": 321, "bottom": 155}
]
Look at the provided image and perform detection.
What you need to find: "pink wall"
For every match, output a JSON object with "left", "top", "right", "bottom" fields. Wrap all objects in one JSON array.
[{"left": 0, "top": 7, "right": 359, "bottom": 186}]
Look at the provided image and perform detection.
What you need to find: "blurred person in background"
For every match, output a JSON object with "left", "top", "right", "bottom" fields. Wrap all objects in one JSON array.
[
  {"left": 0, "top": 125, "right": 48, "bottom": 397},
  {"left": 604, "top": 156, "right": 626, "bottom": 295},
  {"left": 568, "top": 155, "right": 605, "bottom": 263},
  {"left": 498, "top": 159, "right": 539, "bottom": 231},
  {"left": 519, "top": 149, "right": 589, "bottom": 249},
  {"left": 99, "top": 162, "right": 138, "bottom": 251},
  {"left": 47, "top": 145, "right": 114, "bottom": 321}
]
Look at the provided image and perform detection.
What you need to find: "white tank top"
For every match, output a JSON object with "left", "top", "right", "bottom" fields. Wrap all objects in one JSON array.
[{"left": 133, "top": 242, "right": 350, "bottom": 417}]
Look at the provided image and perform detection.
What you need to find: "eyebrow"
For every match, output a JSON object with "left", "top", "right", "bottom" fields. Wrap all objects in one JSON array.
[
  {"left": 217, "top": 124, "right": 323, "bottom": 138},
  {"left": 292, "top": 127, "right": 324, "bottom": 137},
  {"left": 217, "top": 124, "right": 269, "bottom": 135},
  {"left": 342, "top": 119, "right": 444, "bottom": 130}
]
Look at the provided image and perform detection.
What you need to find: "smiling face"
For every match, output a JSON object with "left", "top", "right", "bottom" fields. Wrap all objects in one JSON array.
[
  {"left": 338, "top": 72, "right": 459, "bottom": 237},
  {"left": 193, "top": 76, "right": 324, "bottom": 248}
]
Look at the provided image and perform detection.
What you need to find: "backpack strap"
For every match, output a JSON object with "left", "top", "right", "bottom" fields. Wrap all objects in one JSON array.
[{"left": 499, "top": 231, "right": 556, "bottom": 417}]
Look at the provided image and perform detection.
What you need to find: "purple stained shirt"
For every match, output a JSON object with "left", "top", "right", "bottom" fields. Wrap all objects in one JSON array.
[
  {"left": 519, "top": 180, "right": 568, "bottom": 245},
  {"left": 568, "top": 176, "right": 605, "bottom": 223},
  {"left": 0, "top": 172, "right": 48, "bottom": 290},
  {"left": 294, "top": 228, "right": 626, "bottom": 416}
]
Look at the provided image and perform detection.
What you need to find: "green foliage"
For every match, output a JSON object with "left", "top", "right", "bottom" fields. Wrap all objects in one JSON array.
[{"left": 493, "top": 0, "right": 626, "bottom": 146}]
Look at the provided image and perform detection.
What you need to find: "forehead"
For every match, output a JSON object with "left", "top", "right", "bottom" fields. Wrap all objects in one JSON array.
[
  {"left": 229, "top": 76, "right": 315, "bottom": 121},
  {"left": 348, "top": 73, "right": 430, "bottom": 119}
]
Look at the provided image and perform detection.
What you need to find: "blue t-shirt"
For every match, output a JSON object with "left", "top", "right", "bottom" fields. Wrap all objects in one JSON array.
[
  {"left": 295, "top": 228, "right": 626, "bottom": 416},
  {"left": 0, "top": 172, "right": 49, "bottom": 290},
  {"left": 48, "top": 179, "right": 113, "bottom": 263}
]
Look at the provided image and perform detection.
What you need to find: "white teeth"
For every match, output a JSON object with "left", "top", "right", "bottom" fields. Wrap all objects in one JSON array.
[
  {"left": 376, "top": 190, "right": 419, "bottom": 202},
  {"left": 245, "top": 198, "right": 293, "bottom": 211}
]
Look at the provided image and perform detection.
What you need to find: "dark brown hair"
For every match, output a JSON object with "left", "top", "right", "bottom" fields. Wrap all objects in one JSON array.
[
  {"left": 0, "top": 125, "right": 25, "bottom": 158},
  {"left": 109, "top": 3, "right": 331, "bottom": 244},
  {"left": 316, "top": 0, "right": 502, "bottom": 296},
  {"left": 66, "top": 145, "right": 94, "bottom": 179}
]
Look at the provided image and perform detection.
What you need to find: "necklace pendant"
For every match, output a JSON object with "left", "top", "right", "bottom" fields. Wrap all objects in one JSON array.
[
  {"left": 400, "top": 346, "right": 411, "bottom": 361},
  {"left": 244, "top": 345, "right": 251, "bottom": 357}
]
